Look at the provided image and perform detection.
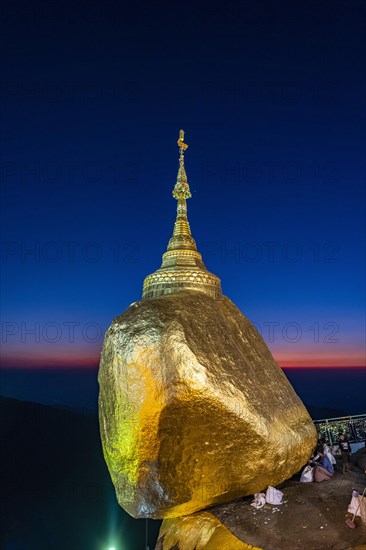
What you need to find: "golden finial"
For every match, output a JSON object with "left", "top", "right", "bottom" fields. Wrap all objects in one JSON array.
[
  {"left": 173, "top": 129, "right": 191, "bottom": 200},
  {"left": 177, "top": 129, "right": 188, "bottom": 153}
]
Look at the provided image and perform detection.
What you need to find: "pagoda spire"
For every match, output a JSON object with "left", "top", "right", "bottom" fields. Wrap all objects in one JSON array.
[
  {"left": 142, "top": 130, "right": 222, "bottom": 300},
  {"left": 173, "top": 129, "right": 191, "bottom": 200},
  {"left": 167, "top": 130, "right": 196, "bottom": 251}
]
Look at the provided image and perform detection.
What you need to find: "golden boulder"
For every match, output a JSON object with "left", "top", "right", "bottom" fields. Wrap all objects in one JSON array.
[{"left": 98, "top": 291, "right": 317, "bottom": 518}]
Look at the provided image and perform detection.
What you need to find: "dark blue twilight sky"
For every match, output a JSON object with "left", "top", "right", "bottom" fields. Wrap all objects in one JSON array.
[{"left": 0, "top": 0, "right": 365, "bottom": 370}]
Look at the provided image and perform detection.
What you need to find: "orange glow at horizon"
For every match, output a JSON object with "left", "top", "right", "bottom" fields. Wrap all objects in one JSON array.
[
  {"left": 1, "top": 349, "right": 100, "bottom": 369},
  {"left": 1, "top": 347, "right": 365, "bottom": 369},
  {"left": 274, "top": 348, "right": 365, "bottom": 369}
]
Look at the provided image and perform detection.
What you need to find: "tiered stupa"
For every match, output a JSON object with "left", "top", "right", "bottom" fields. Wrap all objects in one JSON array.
[{"left": 142, "top": 130, "right": 221, "bottom": 300}]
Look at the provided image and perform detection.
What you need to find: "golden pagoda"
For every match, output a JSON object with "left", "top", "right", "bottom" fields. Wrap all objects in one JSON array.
[
  {"left": 142, "top": 130, "right": 222, "bottom": 300},
  {"left": 98, "top": 130, "right": 317, "bottom": 521}
]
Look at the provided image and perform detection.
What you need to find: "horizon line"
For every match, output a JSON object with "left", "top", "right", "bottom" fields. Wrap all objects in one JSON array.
[{"left": 0, "top": 363, "right": 365, "bottom": 370}]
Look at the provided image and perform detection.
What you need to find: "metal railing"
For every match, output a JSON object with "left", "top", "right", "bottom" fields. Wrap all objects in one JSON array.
[{"left": 314, "top": 414, "right": 366, "bottom": 445}]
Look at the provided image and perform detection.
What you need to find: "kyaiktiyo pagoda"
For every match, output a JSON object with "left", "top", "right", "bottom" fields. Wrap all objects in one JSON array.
[{"left": 98, "top": 131, "right": 317, "bottom": 529}]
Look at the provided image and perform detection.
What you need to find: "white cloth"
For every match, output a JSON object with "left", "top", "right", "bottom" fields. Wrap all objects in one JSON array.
[
  {"left": 300, "top": 464, "right": 314, "bottom": 483},
  {"left": 348, "top": 491, "right": 362, "bottom": 517},
  {"left": 251, "top": 492, "right": 266, "bottom": 509},
  {"left": 266, "top": 485, "right": 284, "bottom": 505},
  {"left": 323, "top": 443, "right": 336, "bottom": 465}
]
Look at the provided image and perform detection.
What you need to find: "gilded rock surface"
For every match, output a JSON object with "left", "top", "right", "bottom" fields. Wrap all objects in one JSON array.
[
  {"left": 98, "top": 291, "right": 317, "bottom": 518},
  {"left": 156, "top": 511, "right": 262, "bottom": 550}
]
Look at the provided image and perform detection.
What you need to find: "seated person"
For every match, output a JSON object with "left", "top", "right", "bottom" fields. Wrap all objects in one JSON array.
[{"left": 313, "top": 438, "right": 335, "bottom": 474}]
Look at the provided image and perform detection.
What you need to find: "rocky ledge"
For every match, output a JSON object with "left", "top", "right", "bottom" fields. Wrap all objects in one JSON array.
[{"left": 156, "top": 449, "right": 366, "bottom": 550}]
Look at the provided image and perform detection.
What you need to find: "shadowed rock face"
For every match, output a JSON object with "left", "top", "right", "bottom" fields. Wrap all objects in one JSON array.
[{"left": 98, "top": 292, "right": 317, "bottom": 519}]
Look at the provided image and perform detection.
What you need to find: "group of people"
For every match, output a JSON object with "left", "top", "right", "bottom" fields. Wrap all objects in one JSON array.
[
  {"left": 301, "top": 432, "right": 353, "bottom": 483},
  {"left": 312, "top": 433, "right": 352, "bottom": 475}
]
